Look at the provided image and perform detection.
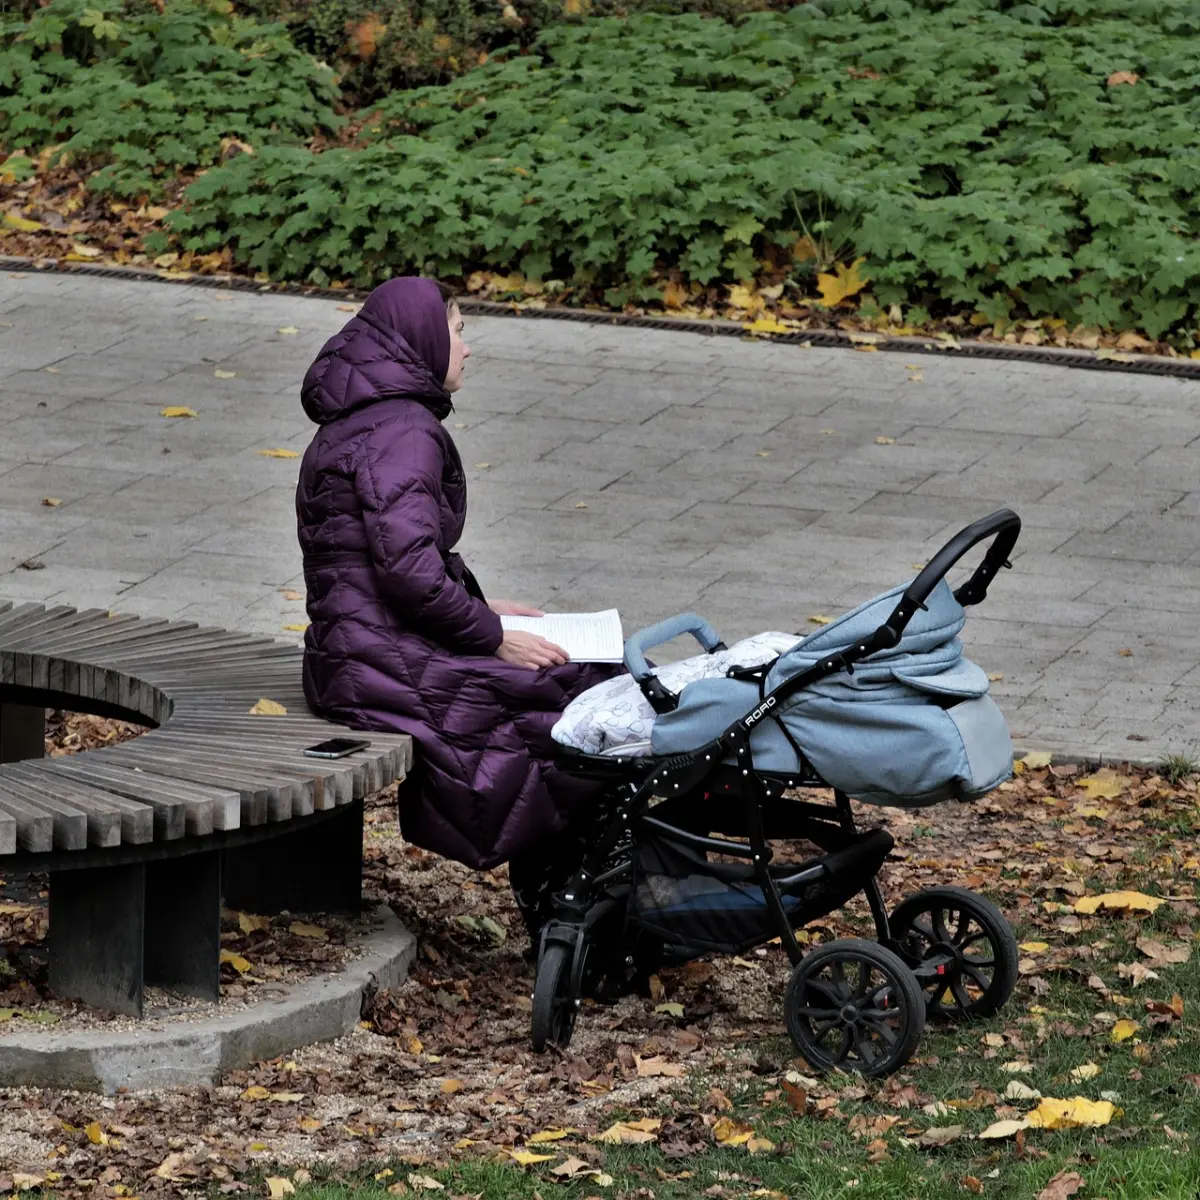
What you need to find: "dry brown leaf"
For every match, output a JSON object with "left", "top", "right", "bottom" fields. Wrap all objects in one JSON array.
[
  {"left": 915, "top": 1124, "right": 963, "bottom": 1147},
  {"left": 289, "top": 922, "right": 327, "bottom": 940},
  {"left": 1038, "top": 1170, "right": 1087, "bottom": 1200},
  {"left": 1135, "top": 936, "right": 1190, "bottom": 965},
  {"left": 1107, "top": 70, "right": 1139, "bottom": 86},
  {"left": 634, "top": 1054, "right": 685, "bottom": 1078}
]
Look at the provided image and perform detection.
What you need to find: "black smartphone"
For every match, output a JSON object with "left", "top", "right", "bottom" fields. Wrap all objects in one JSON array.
[{"left": 303, "top": 737, "right": 371, "bottom": 759}]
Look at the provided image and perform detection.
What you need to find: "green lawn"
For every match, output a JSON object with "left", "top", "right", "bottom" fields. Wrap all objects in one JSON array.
[{"left": 272, "top": 913, "right": 1200, "bottom": 1199}]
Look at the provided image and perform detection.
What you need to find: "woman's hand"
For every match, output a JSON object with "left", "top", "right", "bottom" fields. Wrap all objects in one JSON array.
[
  {"left": 495, "top": 630, "right": 570, "bottom": 669},
  {"left": 488, "top": 599, "right": 544, "bottom": 617}
]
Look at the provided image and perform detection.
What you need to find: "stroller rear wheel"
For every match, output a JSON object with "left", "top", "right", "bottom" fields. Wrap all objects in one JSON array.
[
  {"left": 784, "top": 939, "right": 924, "bottom": 1078},
  {"left": 531, "top": 940, "right": 580, "bottom": 1052},
  {"left": 888, "top": 885, "right": 1019, "bottom": 1020}
]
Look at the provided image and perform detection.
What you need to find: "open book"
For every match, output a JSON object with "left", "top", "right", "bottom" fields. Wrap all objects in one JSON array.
[{"left": 498, "top": 608, "right": 624, "bottom": 664}]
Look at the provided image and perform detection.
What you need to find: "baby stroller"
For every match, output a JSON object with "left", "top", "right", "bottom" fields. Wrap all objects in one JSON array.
[{"left": 535, "top": 509, "right": 1023, "bottom": 1077}]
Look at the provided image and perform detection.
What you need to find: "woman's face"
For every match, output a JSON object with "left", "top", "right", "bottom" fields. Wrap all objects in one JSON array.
[{"left": 444, "top": 303, "right": 470, "bottom": 392}]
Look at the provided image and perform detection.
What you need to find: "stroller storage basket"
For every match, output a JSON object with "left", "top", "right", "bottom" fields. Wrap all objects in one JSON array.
[{"left": 630, "top": 828, "right": 894, "bottom": 957}]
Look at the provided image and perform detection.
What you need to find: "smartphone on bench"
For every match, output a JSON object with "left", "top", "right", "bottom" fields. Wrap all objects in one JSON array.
[{"left": 303, "top": 737, "right": 372, "bottom": 759}]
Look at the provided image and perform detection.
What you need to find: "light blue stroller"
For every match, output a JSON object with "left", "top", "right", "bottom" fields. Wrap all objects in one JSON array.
[{"left": 536, "top": 510, "right": 1024, "bottom": 1077}]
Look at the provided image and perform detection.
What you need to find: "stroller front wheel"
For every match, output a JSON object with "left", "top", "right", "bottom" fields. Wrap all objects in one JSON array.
[
  {"left": 784, "top": 939, "right": 925, "bottom": 1078},
  {"left": 888, "top": 885, "right": 1019, "bottom": 1020},
  {"left": 531, "top": 940, "right": 580, "bottom": 1052}
]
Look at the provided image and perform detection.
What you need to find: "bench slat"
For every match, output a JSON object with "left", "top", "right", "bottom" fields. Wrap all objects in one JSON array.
[
  {"left": 0, "top": 779, "right": 88, "bottom": 850},
  {"left": 0, "top": 787, "right": 58, "bottom": 853},
  {"left": 0, "top": 609, "right": 117, "bottom": 652},
  {"left": 47, "top": 757, "right": 221, "bottom": 839},
  {"left": 0, "top": 809, "right": 15, "bottom": 855},
  {"left": 25, "top": 764, "right": 156, "bottom": 845},
  {"left": 2, "top": 763, "right": 123, "bottom": 847},
  {"left": 99, "top": 743, "right": 294, "bottom": 823}
]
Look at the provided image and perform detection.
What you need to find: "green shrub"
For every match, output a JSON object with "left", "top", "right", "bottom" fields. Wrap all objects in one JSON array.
[
  {"left": 0, "top": 0, "right": 342, "bottom": 197},
  {"left": 169, "top": 0, "right": 1200, "bottom": 336},
  {"left": 233, "top": 0, "right": 792, "bottom": 103}
]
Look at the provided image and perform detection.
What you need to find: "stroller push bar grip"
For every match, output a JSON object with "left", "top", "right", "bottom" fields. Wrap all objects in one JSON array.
[
  {"left": 885, "top": 508, "right": 1021, "bottom": 641},
  {"left": 624, "top": 612, "right": 725, "bottom": 714}
]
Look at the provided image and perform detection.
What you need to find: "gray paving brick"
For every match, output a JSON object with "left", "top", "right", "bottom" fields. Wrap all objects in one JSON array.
[{"left": 3, "top": 272, "right": 1200, "bottom": 757}]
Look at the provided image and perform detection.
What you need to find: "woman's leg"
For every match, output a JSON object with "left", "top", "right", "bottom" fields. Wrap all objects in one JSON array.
[{"left": 508, "top": 822, "right": 591, "bottom": 944}]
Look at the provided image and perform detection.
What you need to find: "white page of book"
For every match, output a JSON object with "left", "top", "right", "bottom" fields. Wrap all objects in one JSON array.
[{"left": 498, "top": 609, "right": 624, "bottom": 663}]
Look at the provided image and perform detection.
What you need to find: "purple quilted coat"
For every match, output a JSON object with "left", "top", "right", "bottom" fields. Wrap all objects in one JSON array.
[{"left": 296, "top": 278, "right": 613, "bottom": 869}]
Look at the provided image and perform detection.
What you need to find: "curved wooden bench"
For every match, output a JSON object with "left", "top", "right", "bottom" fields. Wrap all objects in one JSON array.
[{"left": 0, "top": 599, "right": 411, "bottom": 1016}]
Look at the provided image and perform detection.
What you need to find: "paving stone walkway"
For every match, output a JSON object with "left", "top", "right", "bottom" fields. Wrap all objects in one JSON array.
[{"left": 2, "top": 270, "right": 1198, "bottom": 761}]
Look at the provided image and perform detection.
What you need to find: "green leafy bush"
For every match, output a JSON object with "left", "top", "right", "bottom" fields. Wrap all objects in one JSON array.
[
  {"left": 170, "top": 0, "right": 1200, "bottom": 336},
  {"left": 234, "top": 0, "right": 791, "bottom": 103},
  {"left": 0, "top": 0, "right": 342, "bottom": 197}
]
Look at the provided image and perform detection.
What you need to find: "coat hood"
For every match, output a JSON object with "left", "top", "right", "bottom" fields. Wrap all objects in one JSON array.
[{"left": 302, "top": 276, "right": 453, "bottom": 425}]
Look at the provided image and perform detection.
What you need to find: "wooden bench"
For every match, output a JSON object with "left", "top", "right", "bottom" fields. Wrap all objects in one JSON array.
[{"left": 0, "top": 599, "right": 411, "bottom": 1017}]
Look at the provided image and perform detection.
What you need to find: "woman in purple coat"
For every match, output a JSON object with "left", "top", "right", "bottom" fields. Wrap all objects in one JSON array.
[{"left": 297, "top": 276, "right": 615, "bottom": 937}]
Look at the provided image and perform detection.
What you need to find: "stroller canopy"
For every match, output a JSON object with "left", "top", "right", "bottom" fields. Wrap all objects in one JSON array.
[{"left": 650, "top": 579, "right": 1013, "bottom": 807}]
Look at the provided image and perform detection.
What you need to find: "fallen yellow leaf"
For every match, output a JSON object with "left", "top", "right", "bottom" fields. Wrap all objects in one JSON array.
[
  {"left": 1021, "top": 751, "right": 1054, "bottom": 769},
  {"left": 1027, "top": 1097, "right": 1117, "bottom": 1129},
  {"left": 527, "top": 1128, "right": 576, "bottom": 1143},
  {"left": 298, "top": 1117, "right": 323, "bottom": 1132},
  {"left": 277, "top": 326, "right": 299, "bottom": 335},
  {"left": 440, "top": 1079, "right": 462, "bottom": 1094},
  {"left": 808, "top": 614, "right": 834, "bottom": 626},
  {"left": 242, "top": 1085, "right": 272, "bottom": 1101},
  {"left": 875, "top": 435, "right": 895, "bottom": 444},
  {"left": 282, "top": 623, "right": 309, "bottom": 632},
  {"left": 281, "top": 589, "right": 304, "bottom": 601},
  {"left": 41, "top": 496, "right": 62, "bottom": 507},
  {"left": 1111, "top": 1018, "right": 1140, "bottom": 1043},
  {"left": 1019, "top": 942, "right": 1050, "bottom": 954},
  {"left": 214, "top": 369, "right": 237, "bottom": 379},
  {"left": 746, "top": 316, "right": 791, "bottom": 335},
  {"left": 289, "top": 922, "right": 327, "bottom": 940},
  {"left": 816, "top": 257, "right": 869, "bottom": 307},
  {"left": 10, "top": 1174, "right": 45, "bottom": 1191},
  {"left": 160, "top": 406, "right": 198, "bottom": 419},
  {"left": 1069, "top": 1063, "right": 1101, "bottom": 1082},
  {"left": 257, "top": 448, "right": 300, "bottom": 458},
  {"left": 1075, "top": 768, "right": 1134, "bottom": 799},
  {"left": 654, "top": 1001, "right": 685, "bottom": 1017},
  {"left": 509, "top": 1150, "right": 555, "bottom": 1165},
  {"left": 85, "top": 1120, "right": 108, "bottom": 1145},
  {"left": 593, "top": 1118, "right": 660, "bottom": 1145},
  {"left": 237, "top": 911, "right": 270, "bottom": 934},
  {"left": 221, "top": 950, "right": 252, "bottom": 974},
  {"left": 1075, "top": 891, "right": 1162, "bottom": 915},
  {"left": 3, "top": 212, "right": 43, "bottom": 232},
  {"left": 266, "top": 1178, "right": 296, "bottom": 1199},
  {"left": 248, "top": 698, "right": 287, "bottom": 715}
]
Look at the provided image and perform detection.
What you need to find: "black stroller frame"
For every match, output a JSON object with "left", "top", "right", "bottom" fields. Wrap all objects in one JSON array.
[{"left": 532, "top": 510, "right": 1024, "bottom": 1077}]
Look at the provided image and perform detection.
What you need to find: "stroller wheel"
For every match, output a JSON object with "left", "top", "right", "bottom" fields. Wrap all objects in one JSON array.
[
  {"left": 531, "top": 940, "right": 580, "bottom": 1053},
  {"left": 888, "top": 885, "right": 1019, "bottom": 1020},
  {"left": 784, "top": 939, "right": 924, "bottom": 1078}
]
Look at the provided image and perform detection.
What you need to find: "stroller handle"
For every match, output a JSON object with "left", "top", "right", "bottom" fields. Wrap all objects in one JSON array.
[
  {"left": 886, "top": 507, "right": 1022, "bottom": 642},
  {"left": 624, "top": 612, "right": 725, "bottom": 712}
]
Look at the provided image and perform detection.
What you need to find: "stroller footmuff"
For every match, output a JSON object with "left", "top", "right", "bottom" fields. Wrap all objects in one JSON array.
[{"left": 534, "top": 510, "right": 1025, "bottom": 1077}]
